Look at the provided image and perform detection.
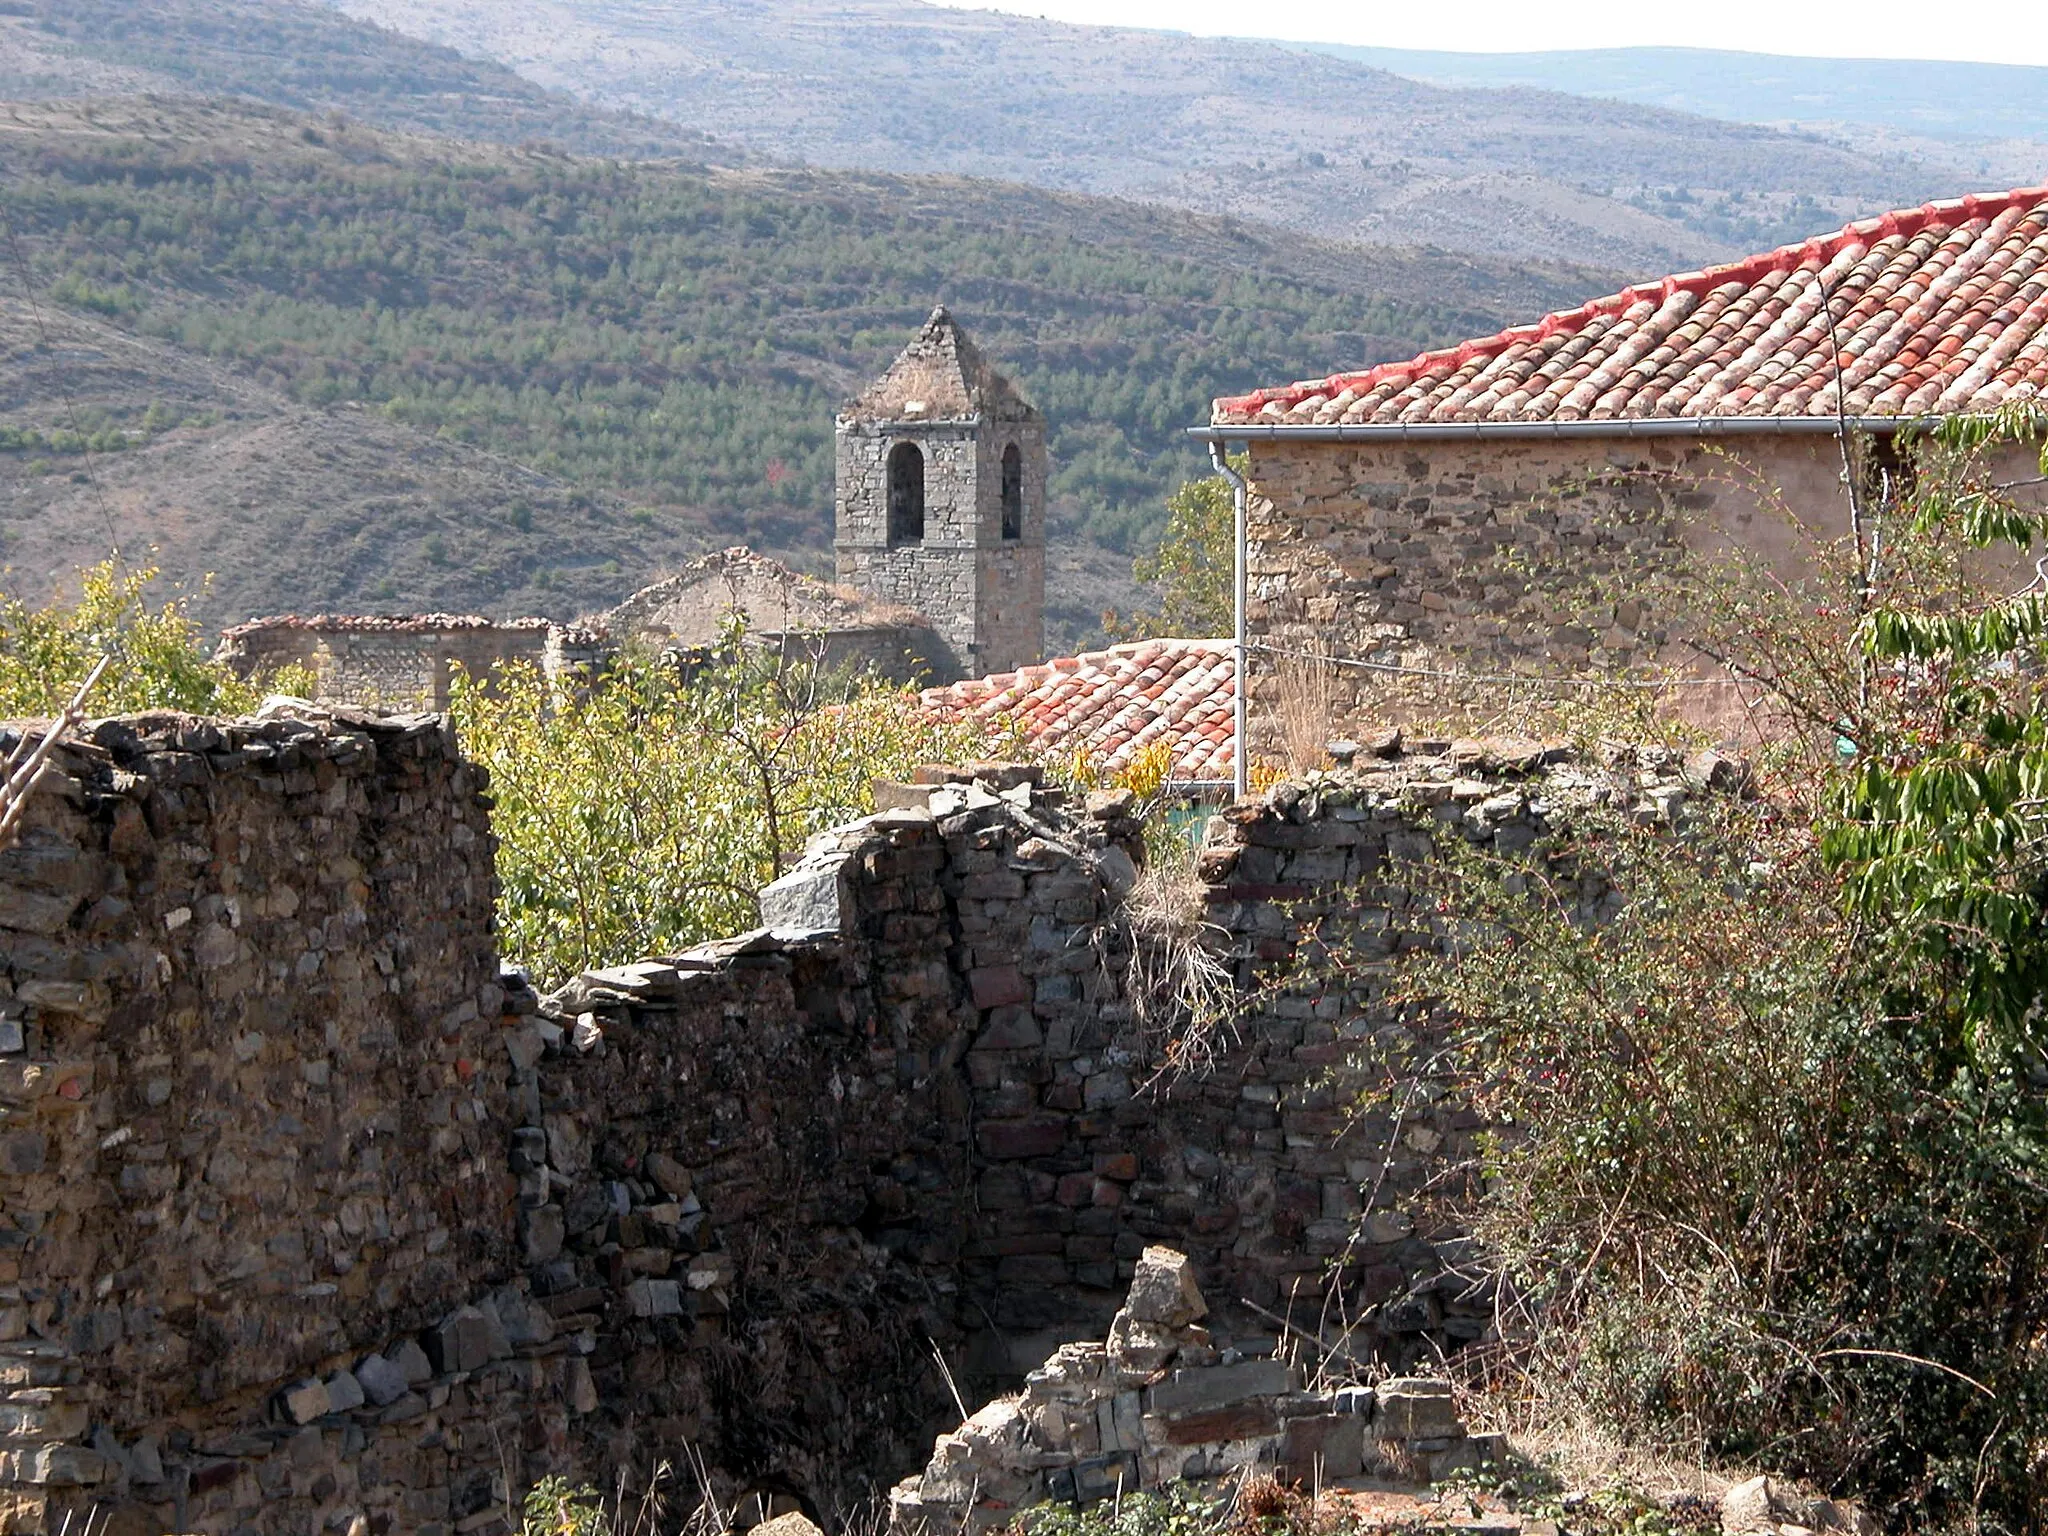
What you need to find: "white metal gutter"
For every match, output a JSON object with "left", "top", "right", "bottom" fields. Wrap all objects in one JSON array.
[{"left": 1186, "top": 415, "right": 1927, "bottom": 443}]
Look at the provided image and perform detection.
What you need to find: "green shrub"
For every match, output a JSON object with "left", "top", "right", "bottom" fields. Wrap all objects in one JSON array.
[
  {"left": 1377, "top": 802, "right": 2048, "bottom": 1522},
  {"left": 453, "top": 628, "right": 992, "bottom": 985},
  {"left": 0, "top": 559, "right": 290, "bottom": 718}
]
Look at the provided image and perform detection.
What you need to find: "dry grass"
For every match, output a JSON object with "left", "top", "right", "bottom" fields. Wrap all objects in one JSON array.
[
  {"left": 1457, "top": 1392, "right": 1747, "bottom": 1511},
  {"left": 1272, "top": 645, "right": 1338, "bottom": 775},
  {"left": 1113, "top": 843, "right": 1240, "bottom": 1084}
]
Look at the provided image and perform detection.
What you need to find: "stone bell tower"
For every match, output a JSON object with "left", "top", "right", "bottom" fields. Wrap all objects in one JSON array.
[{"left": 834, "top": 306, "right": 1046, "bottom": 681}]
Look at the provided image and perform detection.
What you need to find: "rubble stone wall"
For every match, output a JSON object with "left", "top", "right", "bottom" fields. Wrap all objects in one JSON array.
[
  {"left": 1241, "top": 433, "right": 1855, "bottom": 735},
  {"left": 0, "top": 709, "right": 508, "bottom": 1532},
  {"left": 0, "top": 707, "right": 1722, "bottom": 1534},
  {"left": 218, "top": 626, "right": 559, "bottom": 711}
]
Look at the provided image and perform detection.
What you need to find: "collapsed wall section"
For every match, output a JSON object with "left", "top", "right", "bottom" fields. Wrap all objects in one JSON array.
[{"left": 0, "top": 707, "right": 1737, "bottom": 1534}]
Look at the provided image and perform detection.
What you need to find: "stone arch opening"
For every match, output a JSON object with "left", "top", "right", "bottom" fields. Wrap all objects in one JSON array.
[
  {"left": 1000, "top": 443, "right": 1024, "bottom": 541},
  {"left": 888, "top": 441, "right": 926, "bottom": 545}
]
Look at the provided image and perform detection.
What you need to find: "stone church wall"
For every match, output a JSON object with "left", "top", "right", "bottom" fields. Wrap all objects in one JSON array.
[
  {"left": 0, "top": 707, "right": 1722, "bottom": 1533},
  {"left": 836, "top": 427, "right": 982, "bottom": 679}
]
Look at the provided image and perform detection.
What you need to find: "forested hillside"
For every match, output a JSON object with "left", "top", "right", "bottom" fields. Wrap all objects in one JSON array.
[{"left": 0, "top": 98, "right": 1602, "bottom": 631}]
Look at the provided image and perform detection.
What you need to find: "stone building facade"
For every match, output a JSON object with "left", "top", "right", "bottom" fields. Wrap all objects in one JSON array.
[
  {"left": 1233, "top": 429, "right": 1851, "bottom": 735},
  {"left": 215, "top": 615, "right": 606, "bottom": 711},
  {"left": 602, "top": 547, "right": 951, "bottom": 685},
  {"left": 1205, "top": 188, "right": 2048, "bottom": 739},
  {"left": 836, "top": 309, "right": 1046, "bottom": 680}
]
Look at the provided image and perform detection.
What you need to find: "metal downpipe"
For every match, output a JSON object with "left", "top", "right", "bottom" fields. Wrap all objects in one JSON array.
[{"left": 1209, "top": 441, "right": 1251, "bottom": 800}]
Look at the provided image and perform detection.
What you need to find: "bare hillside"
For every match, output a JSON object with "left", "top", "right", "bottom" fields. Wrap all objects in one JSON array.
[
  {"left": 325, "top": 0, "right": 1974, "bottom": 273},
  {"left": 0, "top": 297, "right": 714, "bottom": 628},
  {"left": 0, "top": 0, "right": 733, "bottom": 160}
]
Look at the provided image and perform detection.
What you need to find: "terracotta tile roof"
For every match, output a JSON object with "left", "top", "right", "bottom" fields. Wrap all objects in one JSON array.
[
  {"left": 220, "top": 613, "right": 556, "bottom": 636},
  {"left": 920, "top": 639, "right": 1235, "bottom": 781},
  {"left": 1215, "top": 186, "right": 2048, "bottom": 428}
]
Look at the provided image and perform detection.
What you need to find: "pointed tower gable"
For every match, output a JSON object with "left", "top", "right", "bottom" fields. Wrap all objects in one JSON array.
[
  {"left": 844, "top": 307, "right": 1038, "bottom": 425},
  {"left": 833, "top": 307, "right": 1046, "bottom": 681}
]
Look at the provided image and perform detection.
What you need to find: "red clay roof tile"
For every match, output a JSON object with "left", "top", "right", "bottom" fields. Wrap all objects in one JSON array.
[
  {"left": 921, "top": 639, "right": 1235, "bottom": 781},
  {"left": 1215, "top": 187, "right": 2048, "bottom": 428}
]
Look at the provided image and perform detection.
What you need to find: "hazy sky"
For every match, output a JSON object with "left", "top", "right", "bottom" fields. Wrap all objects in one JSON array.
[{"left": 925, "top": 0, "right": 2048, "bottom": 69}]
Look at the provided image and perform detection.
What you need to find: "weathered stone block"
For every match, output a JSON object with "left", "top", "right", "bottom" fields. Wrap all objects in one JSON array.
[
  {"left": 976, "top": 1118, "right": 1066, "bottom": 1159},
  {"left": 426, "top": 1308, "right": 495, "bottom": 1375},
  {"left": 1124, "top": 1247, "right": 1207, "bottom": 1328},
  {"left": 626, "top": 1278, "right": 684, "bottom": 1318},
  {"left": 1153, "top": 1401, "right": 1281, "bottom": 1445},
  {"left": 1279, "top": 1414, "right": 1365, "bottom": 1480},
  {"left": 323, "top": 1369, "right": 365, "bottom": 1414},
  {"left": 521, "top": 1204, "right": 565, "bottom": 1265},
  {"left": 1375, "top": 1378, "right": 1461, "bottom": 1440},
  {"left": 280, "top": 1379, "right": 330, "bottom": 1425},
  {"left": 969, "top": 965, "right": 1031, "bottom": 1010},
  {"left": 354, "top": 1353, "right": 409, "bottom": 1408},
  {"left": 388, "top": 1337, "right": 434, "bottom": 1386},
  {"left": 1146, "top": 1359, "right": 1294, "bottom": 1416}
]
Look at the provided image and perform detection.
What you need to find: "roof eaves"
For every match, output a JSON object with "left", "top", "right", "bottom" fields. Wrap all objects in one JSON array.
[
  {"left": 1186, "top": 415, "right": 1929, "bottom": 443},
  {"left": 1211, "top": 183, "right": 2048, "bottom": 428}
]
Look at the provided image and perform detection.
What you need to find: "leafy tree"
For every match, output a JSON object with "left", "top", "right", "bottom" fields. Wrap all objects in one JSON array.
[
  {"left": 0, "top": 560, "right": 281, "bottom": 717},
  {"left": 453, "top": 628, "right": 992, "bottom": 985},
  {"left": 1822, "top": 401, "right": 2048, "bottom": 1059},
  {"left": 1108, "top": 458, "right": 1238, "bottom": 640}
]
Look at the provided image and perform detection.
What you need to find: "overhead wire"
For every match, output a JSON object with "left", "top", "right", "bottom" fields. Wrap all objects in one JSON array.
[{"left": 1246, "top": 639, "right": 1748, "bottom": 692}]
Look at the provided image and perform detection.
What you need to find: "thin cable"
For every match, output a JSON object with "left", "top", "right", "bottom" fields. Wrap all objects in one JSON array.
[
  {"left": 1247, "top": 640, "right": 1744, "bottom": 692},
  {"left": 2, "top": 205, "right": 123, "bottom": 562}
]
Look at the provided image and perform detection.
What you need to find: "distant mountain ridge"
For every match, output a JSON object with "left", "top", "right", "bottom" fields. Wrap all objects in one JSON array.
[
  {"left": 0, "top": 0, "right": 733, "bottom": 160},
  {"left": 317, "top": 0, "right": 1986, "bottom": 275},
  {"left": 0, "top": 94, "right": 1600, "bottom": 644},
  {"left": 1286, "top": 43, "right": 2048, "bottom": 152}
]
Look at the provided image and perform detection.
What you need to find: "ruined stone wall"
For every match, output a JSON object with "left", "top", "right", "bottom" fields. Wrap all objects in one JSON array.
[
  {"left": 0, "top": 707, "right": 507, "bottom": 1532},
  {"left": 0, "top": 704, "right": 1717, "bottom": 1533},
  {"left": 0, "top": 726, "right": 1111, "bottom": 1534},
  {"left": 218, "top": 626, "right": 559, "bottom": 711}
]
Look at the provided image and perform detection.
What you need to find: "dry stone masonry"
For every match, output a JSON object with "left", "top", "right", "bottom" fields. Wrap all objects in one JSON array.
[
  {"left": 0, "top": 696, "right": 1740, "bottom": 1532},
  {"left": 888, "top": 1247, "right": 1491, "bottom": 1535},
  {"left": 215, "top": 617, "right": 607, "bottom": 712}
]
